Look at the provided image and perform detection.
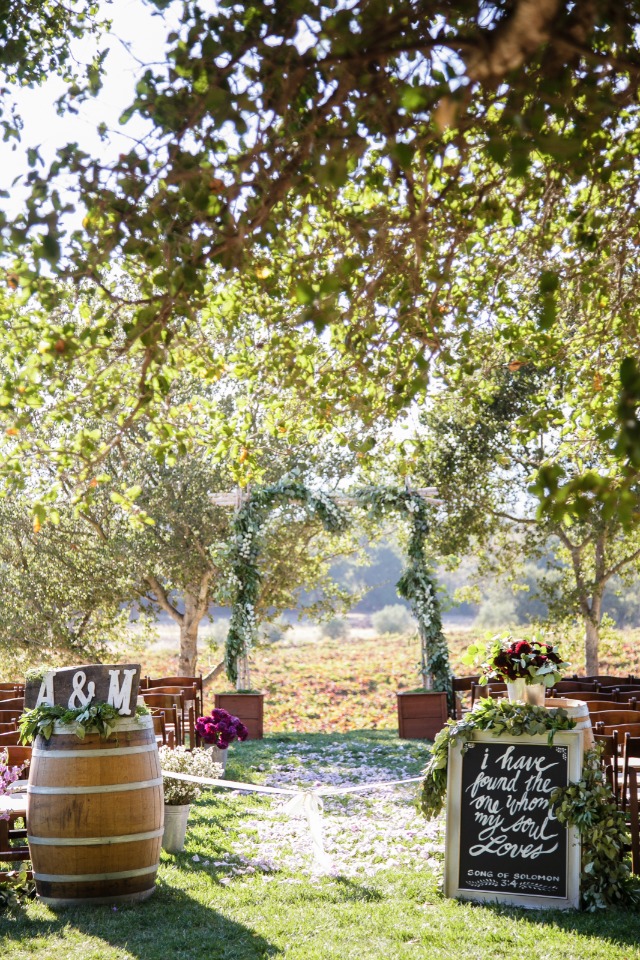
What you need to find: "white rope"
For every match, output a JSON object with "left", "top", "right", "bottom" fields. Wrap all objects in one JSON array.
[{"left": 162, "top": 770, "right": 423, "bottom": 871}]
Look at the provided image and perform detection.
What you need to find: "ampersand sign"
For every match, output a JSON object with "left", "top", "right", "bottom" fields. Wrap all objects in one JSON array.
[{"left": 67, "top": 671, "right": 96, "bottom": 709}]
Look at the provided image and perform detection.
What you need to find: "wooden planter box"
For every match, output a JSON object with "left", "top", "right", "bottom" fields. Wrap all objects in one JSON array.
[
  {"left": 397, "top": 690, "right": 448, "bottom": 740},
  {"left": 214, "top": 692, "right": 264, "bottom": 740}
]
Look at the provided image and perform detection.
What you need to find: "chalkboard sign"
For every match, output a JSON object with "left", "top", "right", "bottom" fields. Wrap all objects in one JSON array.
[{"left": 444, "top": 730, "right": 582, "bottom": 909}]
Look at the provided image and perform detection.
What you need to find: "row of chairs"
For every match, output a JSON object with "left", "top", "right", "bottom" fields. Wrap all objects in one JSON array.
[
  {"left": 453, "top": 676, "right": 640, "bottom": 714},
  {"left": 0, "top": 673, "right": 206, "bottom": 751}
]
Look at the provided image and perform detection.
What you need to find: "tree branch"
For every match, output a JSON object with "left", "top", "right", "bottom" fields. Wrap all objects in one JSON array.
[
  {"left": 603, "top": 545, "right": 640, "bottom": 583},
  {"left": 145, "top": 575, "right": 183, "bottom": 625},
  {"left": 466, "top": 0, "right": 561, "bottom": 82}
]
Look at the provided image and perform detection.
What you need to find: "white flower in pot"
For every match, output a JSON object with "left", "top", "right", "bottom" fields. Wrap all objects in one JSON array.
[{"left": 159, "top": 746, "right": 222, "bottom": 853}]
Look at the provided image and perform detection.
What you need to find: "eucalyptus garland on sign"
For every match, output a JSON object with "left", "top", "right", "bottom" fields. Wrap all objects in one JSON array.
[
  {"left": 224, "top": 479, "right": 348, "bottom": 684},
  {"left": 420, "top": 699, "right": 638, "bottom": 910},
  {"left": 354, "top": 486, "right": 453, "bottom": 711}
]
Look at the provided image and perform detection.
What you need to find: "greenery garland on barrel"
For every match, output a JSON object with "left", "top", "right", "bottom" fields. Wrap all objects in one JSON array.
[
  {"left": 420, "top": 699, "right": 637, "bottom": 910},
  {"left": 18, "top": 702, "right": 150, "bottom": 743},
  {"left": 224, "top": 480, "right": 453, "bottom": 707}
]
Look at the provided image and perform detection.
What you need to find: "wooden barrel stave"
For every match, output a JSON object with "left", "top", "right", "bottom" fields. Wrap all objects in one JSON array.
[{"left": 27, "top": 715, "right": 163, "bottom": 905}]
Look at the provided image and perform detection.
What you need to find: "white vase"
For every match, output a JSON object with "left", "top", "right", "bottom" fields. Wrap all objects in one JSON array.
[
  {"left": 204, "top": 744, "right": 228, "bottom": 775},
  {"left": 506, "top": 680, "right": 547, "bottom": 706},
  {"left": 524, "top": 683, "right": 546, "bottom": 707},
  {"left": 162, "top": 803, "right": 191, "bottom": 853},
  {"left": 506, "top": 679, "right": 526, "bottom": 702}
]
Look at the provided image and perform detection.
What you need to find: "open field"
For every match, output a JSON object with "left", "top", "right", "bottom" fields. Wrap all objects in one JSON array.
[
  {"left": 132, "top": 624, "right": 640, "bottom": 734},
  {"left": 3, "top": 732, "right": 640, "bottom": 960}
]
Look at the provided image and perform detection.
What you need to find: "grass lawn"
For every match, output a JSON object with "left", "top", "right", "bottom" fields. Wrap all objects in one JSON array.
[{"left": 2, "top": 731, "right": 640, "bottom": 960}]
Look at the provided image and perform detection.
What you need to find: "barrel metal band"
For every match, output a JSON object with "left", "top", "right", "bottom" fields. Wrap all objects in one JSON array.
[
  {"left": 33, "top": 864, "right": 158, "bottom": 882},
  {"left": 28, "top": 777, "right": 163, "bottom": 795},
  {"left": 28, "top": 827, "right": 165, "bottom": 846},
  {"left": 31, "top": 744, "right": 157, "bottom": 759}
]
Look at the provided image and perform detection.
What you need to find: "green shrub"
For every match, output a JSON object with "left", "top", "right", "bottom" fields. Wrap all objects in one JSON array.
[
  {"left": 372, "top": 604, "right": 413, "bottom": 636},
  {"left": 321, "top": 617, "right": 349, "bottom": 640}
]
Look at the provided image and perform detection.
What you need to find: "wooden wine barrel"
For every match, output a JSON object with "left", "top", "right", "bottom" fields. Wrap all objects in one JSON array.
[
  {"left": 27, "top": 715, "right": 163, "bottom": 906},
  {"left": 546, "top": 698, "right": 594, "bottom": 749}
]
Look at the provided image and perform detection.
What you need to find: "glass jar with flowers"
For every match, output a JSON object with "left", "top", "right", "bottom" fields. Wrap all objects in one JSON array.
[
  {"left": 463, "top": 632, "right": 571, "bottom": 706},
  {"left": 159, "top": 746, "right": 223, "bottom": 853},
  {"left": 195, "top": 709, "right": 248, "bottom": 774}
]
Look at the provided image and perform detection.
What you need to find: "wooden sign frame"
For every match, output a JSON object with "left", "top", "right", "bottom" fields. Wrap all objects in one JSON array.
[{"left": 444, "top": 729, "right": 583, "bottom": 910}]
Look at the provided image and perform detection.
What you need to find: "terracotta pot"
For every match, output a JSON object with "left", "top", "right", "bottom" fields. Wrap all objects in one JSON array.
[{"left": 397, "top": 691, "right": 448, "bottom": 739}]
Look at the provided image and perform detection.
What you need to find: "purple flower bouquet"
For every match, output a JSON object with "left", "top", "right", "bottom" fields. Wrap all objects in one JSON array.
[{"left": 195, "top": 709, "right": 249, "bottom": 750}]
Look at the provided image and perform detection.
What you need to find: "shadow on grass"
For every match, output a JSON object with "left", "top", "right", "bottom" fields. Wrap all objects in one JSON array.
[
  {"left": 462, "top": 897, "right": 640, "bottom": 949},
  {"left": 0, "top": 882, "right": 278, "bottom": 960}
]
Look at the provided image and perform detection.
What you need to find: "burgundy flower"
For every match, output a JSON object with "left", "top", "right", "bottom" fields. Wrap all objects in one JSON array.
[
  {"left": 514, "top": 641, "right": 531, "bottom": 655},
  {"left": 195, "top": 710, "right": 249, "bottom": 746}
]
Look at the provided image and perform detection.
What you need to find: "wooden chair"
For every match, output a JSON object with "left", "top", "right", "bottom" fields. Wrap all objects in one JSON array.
[
  {"left": 146, "top": 677, "right": 203, "bottom": 729},
  {"left": 554, "top": 680, "right": 600, "bottom": 694},
  {"left": 629, "top": 768, "right": 640, "bottom": 874},
  {"left": 622, "top": 734, "right": 640, "bottom": 812},
  {"left": 613, "top": 694, "right": 639, "bottom": 706},
  {"left": 0, "top": 722, "right": 17, "bottom": 733},
  {"left": 0, "top": 730, "right": 21, "bottom": 746},
  {"left": 142, "top": 685, "right": 199, "bottom": 746},
  {"left": 568, "top": 692, "right": 620, "bottom": 704},
  {"left": 151, "top": 713, "right": 171, "bottom": 748},
  {"left": 596, "top": 721, "right": 640, "bottom": 738},
  {"left": 471, "top": 682, "right": 507, "bottom": 706},
  {"left": 580, "top": 673, "right": 633, "bottom": 687},
  {"left": 0, "top": 710, "right": 23, "bottom": 727},
  {"left": 607, "top": 685, "right": 640, "bottom": 695},
  {"left": 0, "top": 689, "right": 21, "bottom": 702},
  {"left": 146, "top": 675, "right": 203, "bottom": 706},
  {"left": 589, "top": 709, "right": 640, "bottom": 728},
  {"left": 0, "top": 698, "right": 24, "bottom": 713},
  {"left": 0, "top": 745, "right": 30, "bottom": 862},
  {"left": 452, "top": 676, "right": 480, "bottom": 718},
  {"left": 0, "top": 683, "right": 24, "bottom": 692},
  {"left": 142, "top": 695, "right": 184, "bottom": 745}
]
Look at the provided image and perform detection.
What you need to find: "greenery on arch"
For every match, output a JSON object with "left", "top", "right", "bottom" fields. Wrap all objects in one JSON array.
[{"left": 224, "top": 480, "right": 453, "bottom": 710}]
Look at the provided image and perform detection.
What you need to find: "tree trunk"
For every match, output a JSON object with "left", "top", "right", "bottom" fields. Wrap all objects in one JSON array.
[
  {"left": 583, "top": 592, "right": 603, "bottom": 676},
  {"left": 584, "top": 618, "right": 600, "bottom": 676},
  {"left": 178, "top": 593, "right": 202, "bottom": 676}
]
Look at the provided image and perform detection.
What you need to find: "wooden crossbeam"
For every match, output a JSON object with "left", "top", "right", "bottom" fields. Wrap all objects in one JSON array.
[{"left": 209, "top": 487, "right": 442, "bottom": 507}]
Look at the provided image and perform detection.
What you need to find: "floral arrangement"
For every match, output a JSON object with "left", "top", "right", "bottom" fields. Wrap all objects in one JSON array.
[
  {"left": 462, "top": 631, "right": 570, "bottom": 687},
  {"left": 195, "top": 709, "right": 248, "bottom": 749},
  {"left": 420, "top": 698, "right": 637, "bottom": 909},
  {"left": 0, "top": 749, "right": 29, "bottom": 822},
  {"left": 159, "top": 745, "right": 222, "bottom": 805}
]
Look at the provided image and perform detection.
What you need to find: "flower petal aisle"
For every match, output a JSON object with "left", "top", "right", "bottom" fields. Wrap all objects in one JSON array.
[{"left": 202, "top": 733, "right": 444, "bottom": 882}]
